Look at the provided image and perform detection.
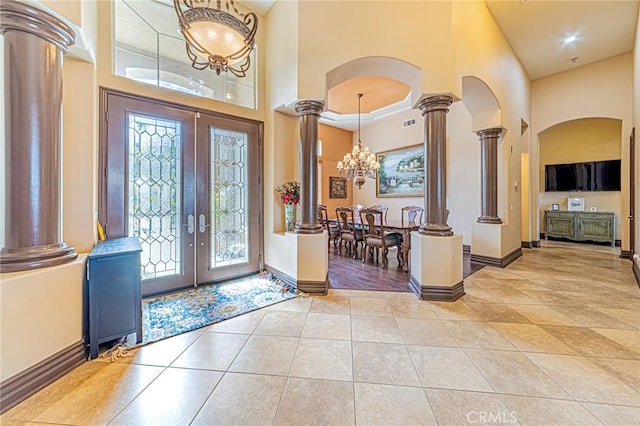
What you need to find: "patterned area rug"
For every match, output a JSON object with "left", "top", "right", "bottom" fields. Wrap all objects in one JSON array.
[{"left": 140, "top": 272, "right": 298, "bottom": 345}]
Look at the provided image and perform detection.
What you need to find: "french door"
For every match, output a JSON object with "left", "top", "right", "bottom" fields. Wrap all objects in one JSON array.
[{"left": 101, "top": 91, "right": 262, "bottom": 296}]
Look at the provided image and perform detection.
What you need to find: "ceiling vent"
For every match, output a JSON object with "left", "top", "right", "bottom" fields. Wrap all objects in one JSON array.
[{"left": 402, "top": 118, "right": 416, "bottom": 128}]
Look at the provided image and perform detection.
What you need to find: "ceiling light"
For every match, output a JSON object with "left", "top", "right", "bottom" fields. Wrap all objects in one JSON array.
[
  {"left": 174, "top": 0, "right": 257, "bottom": 77},
  {"left": 563, "top": 35, "right": 577, "bottom": 44},
  {"left": 337, "top": 94, "right": 380, "bottom": 189}
]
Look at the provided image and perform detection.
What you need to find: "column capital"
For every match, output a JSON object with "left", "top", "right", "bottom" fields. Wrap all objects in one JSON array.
[
  {"left": 294, "top": 100, "right": 325, "bottom": 117},
  {"left": 0, "top": 0, "right": 76, "bottom": 52},
  {"left": 418, "top": 95, "right": 453, "bottom": 116},
  {"left": 476, "top": 127, "right": 503, "bottom": 140}
]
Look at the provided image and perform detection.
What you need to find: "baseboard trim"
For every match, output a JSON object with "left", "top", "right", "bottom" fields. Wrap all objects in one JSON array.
[
  {"left": 620, "top": 250, "right": 633, "bottom": 259},
  {"left": 462, "top": 245, "right": 471, "bottom": 254},
  {"left": 633, "top": 259, "right": 640, "bottom": 288},
  {"left": 615, "top": 239, "right": 621, "bottom": 247},
  {"left": 264, "top": 264, "right": 329, "bottom": 295},
  {"left": 408, "top": 275, "right": 465, "bottom": 301},
  {"left": 521, "top": 241, "right": 533, "bottom": 249},
  {"left": 539, "top": 233, "right": 545, "bottom": 240},
  {"left": 0, "top": 340, "right": 85, "bottom": 414},
  {"left": 470, "top": 247, "right": 522, "bottom": 268},
  {"left": 532, "top": 240, "right": 541, "bottom": 248}
]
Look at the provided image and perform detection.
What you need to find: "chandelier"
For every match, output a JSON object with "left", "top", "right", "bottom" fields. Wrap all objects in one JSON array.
[
  {"left": 337, "top": 93, "right": 380, "bottom": 189},
  {"left": 174, "top": 0, "right": 257, "bottom": 77}
]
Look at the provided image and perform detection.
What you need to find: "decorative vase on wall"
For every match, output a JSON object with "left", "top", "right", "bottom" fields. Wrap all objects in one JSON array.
[{"left": 285, "top": 204, "right": 296, "bottom": 232}]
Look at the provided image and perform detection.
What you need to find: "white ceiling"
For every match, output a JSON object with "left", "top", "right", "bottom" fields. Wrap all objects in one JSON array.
[{"left": 485, "top": 0, "right": 639, "bottom": 80}]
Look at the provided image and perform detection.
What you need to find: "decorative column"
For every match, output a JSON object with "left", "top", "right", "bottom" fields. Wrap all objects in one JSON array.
[
  {"left": 0, "top": 1, "right": 77, "bottom": 272},
  {"left": 418, "top": 95, "right": 453, "bottom": 236},
  {"left": 294, "top": 100, "right": 324, "bottom": 234},
  {"left": 476, "top": 127, "right": 503, "bottom": 224}
]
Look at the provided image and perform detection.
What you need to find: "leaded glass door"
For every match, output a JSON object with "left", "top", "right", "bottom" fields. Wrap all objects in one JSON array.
[
  {"left": 101, "top": 91, "right": 262, "bottom": 296},
  {"left": 103, "top": 94, "right": 196, "bottom": 296},
  {"left": 196, "top": 115, "right": 262, "bottom": 283}
]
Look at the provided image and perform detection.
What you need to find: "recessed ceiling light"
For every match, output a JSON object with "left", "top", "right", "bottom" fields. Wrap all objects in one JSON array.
[{"left": 564, "top": 35, "right": 577, "bottom": 44}]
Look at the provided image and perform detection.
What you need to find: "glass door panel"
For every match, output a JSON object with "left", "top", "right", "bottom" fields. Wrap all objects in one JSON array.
[
  {"left": 209, "top": 127, "right": 249, "bottom": 267},
  {"left": 127, "top": 113, "right": 183, "bottom": 280},
  {"left": 196, "top": 115, "right": 261, "bottom": 283}
]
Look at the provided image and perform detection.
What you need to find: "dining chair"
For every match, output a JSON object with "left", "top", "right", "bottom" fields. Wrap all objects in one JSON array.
[
  {"left": 318, "top": 204, "right": 340, "bottom": 251},
  {"left": 401, "top": 205, "right": 424, "bottom": 226},
  {"left": 368, "top": 204, "right": 389, "bottom": 223},
  {"left": 335, "top": 206, "right": 363, "bottom": 259},
  {"left": 359, "top": 208, "right": 402, "bottom": 269}
]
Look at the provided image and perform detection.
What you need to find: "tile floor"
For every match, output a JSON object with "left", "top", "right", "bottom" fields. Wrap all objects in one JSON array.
[{"left": 2, "top": 241, "right": 639, "bottom": 425}]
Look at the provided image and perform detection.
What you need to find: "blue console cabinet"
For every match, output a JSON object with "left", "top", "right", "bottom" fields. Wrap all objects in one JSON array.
[{"left": 87, "top": 237, "right": 142, "bottom": 359}]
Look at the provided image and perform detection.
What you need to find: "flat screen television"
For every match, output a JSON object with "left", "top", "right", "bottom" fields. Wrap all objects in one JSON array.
[{"left": 545, "top": 159, "right": 621, "bottom": 192}]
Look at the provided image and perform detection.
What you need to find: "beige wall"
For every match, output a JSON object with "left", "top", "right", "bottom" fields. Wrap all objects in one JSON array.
[
  {"left": 297, "top": 1, "right": 454, "bottom": 99},
  {"left": 265, "top": 0, "right": 298, "bottom": 109},
  {"left": 319, "top": 124, "right": 353, "bottom": 215},
  {"left": 538, "top": 118, "right": 623, "bottom": 239},
  {"left": 450, "top": 0, "right": 531, "bottom": 253},
  {"left": 532, "top": 54, "right": 633, "bottom": 249}
]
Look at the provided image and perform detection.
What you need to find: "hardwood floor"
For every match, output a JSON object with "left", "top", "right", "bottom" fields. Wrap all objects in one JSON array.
[{"left": 328, "top": 246, "right": 484, "bottom": 292}]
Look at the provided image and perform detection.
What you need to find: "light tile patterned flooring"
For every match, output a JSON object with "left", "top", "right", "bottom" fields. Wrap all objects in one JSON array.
[{"left": 2, "top": 241, "right": 639, "bottom": 425}]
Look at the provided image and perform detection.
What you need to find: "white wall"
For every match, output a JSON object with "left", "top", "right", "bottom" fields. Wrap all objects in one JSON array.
[{"left": 532, "top": 54, "right": 633, "bottom": 249}]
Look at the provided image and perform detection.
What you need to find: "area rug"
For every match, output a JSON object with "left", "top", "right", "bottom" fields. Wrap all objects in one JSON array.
[{"left": 140, "top": 272, "right": 298, "bottom": 346}]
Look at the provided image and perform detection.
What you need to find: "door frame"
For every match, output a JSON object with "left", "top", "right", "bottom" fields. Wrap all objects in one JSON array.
[
  {"left": 630, "top": 127, "right": 635, "bottom": 256},
  {"left": 99, "top": 88, "right": 264, "bottom": 294}
]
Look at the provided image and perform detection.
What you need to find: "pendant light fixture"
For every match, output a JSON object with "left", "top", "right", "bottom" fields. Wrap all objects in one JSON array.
[
  {"left": 174, "top": 0, "right": 257, "bottom": 77},
  {"left": 337, "top": 93, "right": 380, "bottom": 189}
]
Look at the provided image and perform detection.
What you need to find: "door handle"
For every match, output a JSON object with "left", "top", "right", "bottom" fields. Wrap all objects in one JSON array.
[
  {"left": 199, "top": 214, "right": 211, "bottom": 233},
  {"left": 183, "top": 214, "right": 194, "bottom": 234}
]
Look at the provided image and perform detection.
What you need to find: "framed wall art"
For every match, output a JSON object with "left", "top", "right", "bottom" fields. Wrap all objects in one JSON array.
[
  {"left": 376, "top": 144, "right": 424, "bottom": 198},
  {"left": 329, "top": 176, "right": 347, "bottom": 198}
]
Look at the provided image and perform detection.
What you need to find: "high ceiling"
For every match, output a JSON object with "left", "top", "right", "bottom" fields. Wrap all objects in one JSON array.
[
  {"left": 125, "top": 0, "right": 639, "bottom": 129},
  {"left": 485, "top": 0, "right": 639, "bottom": 80}
]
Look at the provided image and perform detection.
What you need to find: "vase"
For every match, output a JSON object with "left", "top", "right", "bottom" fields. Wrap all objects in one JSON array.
[{"left": 284, "top": 204, "right": 296, "bottom": 232}]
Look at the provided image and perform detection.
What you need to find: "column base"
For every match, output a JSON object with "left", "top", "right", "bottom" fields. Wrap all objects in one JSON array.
[
  {"left": 477, "top": 216, "right": 502, "bottom": 224},
  {"left": 419, "top": 223, "right": 453, "bottom": 236},
  {"left": 295, "top": 223, "right": 324, "bottom": 234},
  {"left": 1, "top": 242, "right": 77, "bottom": 273},
  {"left": 409, "top": 232, "right": 463, "bottom": 301}
]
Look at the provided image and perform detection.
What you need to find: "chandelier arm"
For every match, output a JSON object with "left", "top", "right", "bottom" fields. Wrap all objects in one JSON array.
[{"left": 227, "top": 55, "right": 250, "bottom": 77}]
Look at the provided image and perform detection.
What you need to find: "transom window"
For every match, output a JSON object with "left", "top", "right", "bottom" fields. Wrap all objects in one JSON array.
[{"left": 113, "top": 0, "right": 257, "bottom": 109}]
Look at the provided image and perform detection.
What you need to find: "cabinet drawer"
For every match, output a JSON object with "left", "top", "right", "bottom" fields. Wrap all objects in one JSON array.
[{"left": 579, "top": 213, "right": 613, "bottom": 220}]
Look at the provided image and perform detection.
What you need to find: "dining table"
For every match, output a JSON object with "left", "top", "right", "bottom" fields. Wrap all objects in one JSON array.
[{"left": 329, "top": 217, "right": 420, "bottom": 273}]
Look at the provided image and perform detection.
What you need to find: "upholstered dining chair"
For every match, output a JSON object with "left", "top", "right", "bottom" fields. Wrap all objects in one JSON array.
[
  {"left": 318, "top": 204, "right": 340, "bottom": 251},
  {"left": 359, "top": 208, "right": 402, "bottom": 269},
  {"left": 401, "top": 205, "right": 424, "bottom": 226},
  {"left": 335, "top": 206, "right": 363, "bottom": 259},
  {"left": 368, "top": 204, "right": 389, "bottom": 223}
]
